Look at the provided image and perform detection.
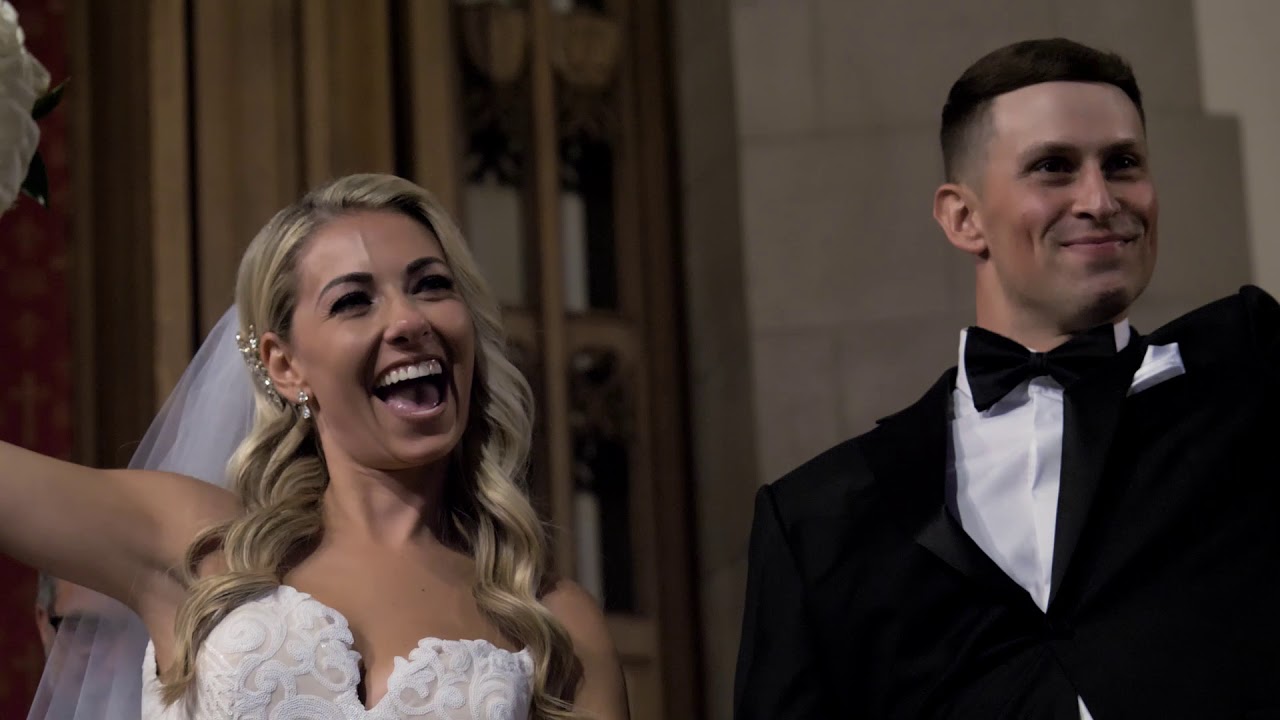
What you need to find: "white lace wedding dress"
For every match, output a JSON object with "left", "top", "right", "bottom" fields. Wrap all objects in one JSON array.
[{"left": 139, "top": 585, "right": 534, "bottom": 719}]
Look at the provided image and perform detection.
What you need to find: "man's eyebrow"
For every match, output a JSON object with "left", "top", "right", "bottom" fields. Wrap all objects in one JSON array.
[{"left": 1018, "top": 138, "right": 1144, "bottom": 162}]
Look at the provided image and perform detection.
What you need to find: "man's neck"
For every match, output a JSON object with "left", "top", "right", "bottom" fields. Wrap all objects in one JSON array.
[
  {"left": 974, "top": 309, "right": 1129, "bottom": 353},
  {"left": 986, "top": 325, "right": 1076, "bottom": 353}
]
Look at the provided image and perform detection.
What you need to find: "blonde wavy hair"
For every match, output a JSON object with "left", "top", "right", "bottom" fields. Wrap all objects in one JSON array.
[{"left": 160, "top": 174, "right": 584, "bottom": 718}]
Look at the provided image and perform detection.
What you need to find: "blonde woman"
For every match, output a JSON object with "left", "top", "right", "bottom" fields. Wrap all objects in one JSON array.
[{"left": 5, "top": 174, "right": 628, "bottom": 719}]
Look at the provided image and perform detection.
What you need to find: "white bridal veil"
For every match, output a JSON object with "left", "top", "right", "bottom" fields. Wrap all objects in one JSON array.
[{"left": 27, "top": 305, "right": 255, "bottom": 719}]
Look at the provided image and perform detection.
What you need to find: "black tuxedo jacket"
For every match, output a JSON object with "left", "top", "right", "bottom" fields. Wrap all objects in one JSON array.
[{"left": 735, "top": 287, "right": 1280, "bottom": 719}]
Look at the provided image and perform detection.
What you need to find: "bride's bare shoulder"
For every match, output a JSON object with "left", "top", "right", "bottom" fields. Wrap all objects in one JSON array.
[{"left": 542, "top": 579, "right": 630, "bottom": 719}]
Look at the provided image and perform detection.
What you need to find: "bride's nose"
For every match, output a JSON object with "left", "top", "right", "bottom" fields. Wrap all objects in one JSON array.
[{"left": 385, "top": 296, "right": 432, "bottom": 345}]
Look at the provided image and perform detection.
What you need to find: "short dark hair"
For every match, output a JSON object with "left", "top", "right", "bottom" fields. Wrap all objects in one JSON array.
[
  {"left": 940, "top": 38, "right": 1144, "bottom": 182},
  {"left": 36, "top": 571, "right": 56, "bottom": 615}
]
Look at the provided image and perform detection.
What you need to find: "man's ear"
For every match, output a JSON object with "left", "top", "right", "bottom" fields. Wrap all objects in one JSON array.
[
  {"left": 934, "top": 181, "right": 988, "bottom": 258},
  {"left": 34, "top": 605, "right": 53, "bottom": 656},
  {"left": 260, "top": 331, "right": 306, "bottom": 402}
]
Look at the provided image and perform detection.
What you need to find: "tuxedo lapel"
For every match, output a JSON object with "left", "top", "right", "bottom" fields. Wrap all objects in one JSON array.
[
  {"left": 1049, "top": 337, "right": 1149, "bottom": 605},
  {"left": 864, "top": 370, "right": 1029, "bottom": 602},
  {"left": 913, "top": 504, "right": 1032, "bottom": 599}
]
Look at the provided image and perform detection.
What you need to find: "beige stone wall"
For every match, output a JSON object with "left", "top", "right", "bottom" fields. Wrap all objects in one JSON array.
[
  {"left": 673, "top": 1, "right": 1265, "bottom": 717},
  {"left": 1194, "top": 0, "right": 1280, "bottom": 294}
]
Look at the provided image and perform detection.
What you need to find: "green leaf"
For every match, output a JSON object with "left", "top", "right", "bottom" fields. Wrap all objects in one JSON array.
[
  {"left": 32, "top": 78, "right": 69, "bottom": 121},
  {"left": 20, "top": 152, "right": 49, "bottom": 208}
]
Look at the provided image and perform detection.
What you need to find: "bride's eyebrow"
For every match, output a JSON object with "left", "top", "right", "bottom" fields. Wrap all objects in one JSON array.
[
  {"left": 404, "top": 256, "right": 447, "bottom": 276},
  {"left": 316, "top": 272, "right": 373, "bottom": 307}
]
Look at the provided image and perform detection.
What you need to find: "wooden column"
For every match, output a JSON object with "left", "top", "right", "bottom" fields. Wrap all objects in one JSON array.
[
  {"left": 300, "top": 0, "right": 396, "bottom": 186},
  {"left": 69, "top": 0, "right": 193, "bottom": 465},
  {"left": 631, "top": 1, "right": 701, "bottom": 713},
  {"left": 397, "top": 0, "right": 464, "bottom": 217},
  {"left": 191, "top": 0, "right": 304, "bottom": 334},
  {"left": 528, "top": 0, "right": 576, "bottom": 578},
  {"left": 149, "top": 0, "right": 193, "bottom": 388}
]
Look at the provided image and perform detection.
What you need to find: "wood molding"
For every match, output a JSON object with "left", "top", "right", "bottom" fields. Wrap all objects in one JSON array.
[
  {"left": 66, "top": 0, "right": 96, "bottom": 465},
  {"left": 191, "top": 0, "right": 305, "bottom": 335},
  {"left": 630, "top": 0, "right": 702, "bottom": 715},
  {"left": 300, "top": 0, "right": 396, "bottom": 184},
  {"left": 397, "top": 0, "right": 464, "bottom": 217},
  {"left": 73, "top": 0, "right": 175, "bottom": 465},
  {"left": 149, "top": 0, "right": 193, "bottom": 393},
  {"left": 528, "top": 0, "right": 576, "bottom": 579}
]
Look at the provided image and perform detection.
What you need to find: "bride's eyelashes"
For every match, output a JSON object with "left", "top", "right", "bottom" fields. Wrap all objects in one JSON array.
[{"left": 330, "top": 291, "right": 371, "bottom": 316}]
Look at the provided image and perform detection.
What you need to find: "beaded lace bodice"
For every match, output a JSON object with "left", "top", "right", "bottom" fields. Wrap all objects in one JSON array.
[{"left": 140, "top": 585, "right": 534, "bottom": 719}]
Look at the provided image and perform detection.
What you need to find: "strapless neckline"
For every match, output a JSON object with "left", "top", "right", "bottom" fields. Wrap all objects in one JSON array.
[
  {"left": 142, "top": 584, "right": 534, "bottom": 719},
  {"left": 273, "top": 584, "right": 531, "bottom": 711}
]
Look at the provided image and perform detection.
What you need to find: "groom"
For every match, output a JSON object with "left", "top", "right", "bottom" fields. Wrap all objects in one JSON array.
[{"left": 735, "top": 38, "right": 1280, "bottom": 719}]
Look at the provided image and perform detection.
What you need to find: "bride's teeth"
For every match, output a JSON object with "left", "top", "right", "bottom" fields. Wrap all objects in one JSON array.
[{"left": 376, "top": 360, "right": 445, "bottom": 388}]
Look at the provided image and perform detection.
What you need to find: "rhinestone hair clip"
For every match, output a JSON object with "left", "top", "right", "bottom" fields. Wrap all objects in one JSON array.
[{"left": 235, "top": 324, "right": 283, "bottom": 406}]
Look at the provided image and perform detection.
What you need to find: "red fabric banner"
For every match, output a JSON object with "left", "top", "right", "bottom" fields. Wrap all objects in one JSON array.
[{"left": 0, "top": 0, "right": 74, "bottom": 712}]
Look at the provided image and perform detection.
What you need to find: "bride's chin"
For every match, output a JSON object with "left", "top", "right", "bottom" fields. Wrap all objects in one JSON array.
[{"left": 386, "top": 437, "right": 461, "bottom": 470}]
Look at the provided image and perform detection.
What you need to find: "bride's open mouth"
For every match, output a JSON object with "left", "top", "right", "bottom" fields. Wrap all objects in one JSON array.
[{"left": 372, "top": 358, "right": 449, "bottom": 419}]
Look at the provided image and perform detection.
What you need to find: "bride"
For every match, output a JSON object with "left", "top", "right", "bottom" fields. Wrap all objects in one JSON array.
[{"left": 6, "top": 173, "right": 628, "bottom": 719}]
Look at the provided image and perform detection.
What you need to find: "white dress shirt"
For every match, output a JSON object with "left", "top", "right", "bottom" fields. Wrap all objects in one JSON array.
[{"left": 948, "top": 321, "right": 1184, "bottom": 720}]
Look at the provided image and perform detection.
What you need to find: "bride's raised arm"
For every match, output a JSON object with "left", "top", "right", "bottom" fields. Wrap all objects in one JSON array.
[
  {"left": 1, "top": 306, "right": 253, "bottom": 617},
  {"left": 0, "top": 444, "right": 238, "bottom": 612}
]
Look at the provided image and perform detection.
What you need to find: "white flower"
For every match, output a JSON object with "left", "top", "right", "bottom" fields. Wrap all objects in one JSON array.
[{"left": 0, "top": 0, "right": 50, "bottom": 213}]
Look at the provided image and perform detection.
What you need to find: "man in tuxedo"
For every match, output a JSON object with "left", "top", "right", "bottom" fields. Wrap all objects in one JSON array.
[
  {"left": 34, "top": 573, "right": 93, "bottom": 656},
  {"left": 28, "top": 574, "right": 144, "bottom": 718},
  {"left": 734, "top": 38, "right": 1280, "bottom": 719}
]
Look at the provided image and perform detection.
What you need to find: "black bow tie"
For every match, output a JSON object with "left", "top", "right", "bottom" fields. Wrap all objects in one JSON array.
[{"left": 964, "top": 325, "right": 1119, "bottom": 412}]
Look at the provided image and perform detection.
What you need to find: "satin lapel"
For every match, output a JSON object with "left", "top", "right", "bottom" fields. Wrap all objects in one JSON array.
[
  {"left": 1048, "top": 336, "right": 1149, "bottom": 605},
  {"left": 864, "top": 369, "right": 1028, "bottom": 601},
  {"left": 913, "top": 504, "right": 1032, "bottom": 599}
]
